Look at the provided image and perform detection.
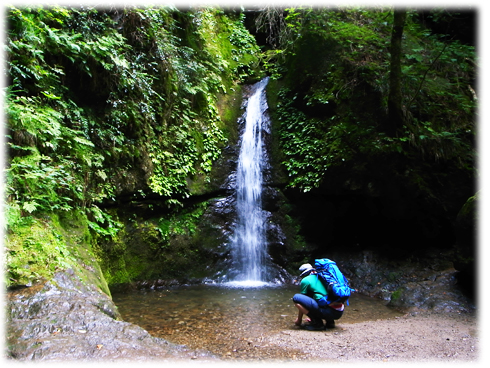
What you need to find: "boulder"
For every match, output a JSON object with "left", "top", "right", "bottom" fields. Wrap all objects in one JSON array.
[{"left": 6, "top": 269, "right": 215, "bottom": 361}]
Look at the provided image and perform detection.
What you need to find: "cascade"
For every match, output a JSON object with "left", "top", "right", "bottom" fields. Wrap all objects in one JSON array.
[{"left": 229, "top": 77, "right": 270, "bottom": 285}]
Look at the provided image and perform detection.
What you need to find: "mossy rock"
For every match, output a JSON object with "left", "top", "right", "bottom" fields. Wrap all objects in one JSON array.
[{"left": 6, "top": 210, "right": 111, "bottom": 297}]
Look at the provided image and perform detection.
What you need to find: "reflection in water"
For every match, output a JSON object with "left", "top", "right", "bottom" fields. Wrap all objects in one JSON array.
[{"left": 112, "top": 284, "right": 402, "bottom": 360}]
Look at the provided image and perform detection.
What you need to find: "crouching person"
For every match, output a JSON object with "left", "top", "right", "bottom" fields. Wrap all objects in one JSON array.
[{"left": 293, "top": 263, "right": 344, "bottom": 330}]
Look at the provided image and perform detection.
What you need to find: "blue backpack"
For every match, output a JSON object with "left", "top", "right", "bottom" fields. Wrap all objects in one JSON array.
[{"left": 315, "top": 258, "right": 354, "bottom": 307}]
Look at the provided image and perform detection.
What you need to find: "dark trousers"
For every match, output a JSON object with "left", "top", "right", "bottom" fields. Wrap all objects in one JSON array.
[{"left": 293, "top": 293, "right": 343, "bottom": 322}]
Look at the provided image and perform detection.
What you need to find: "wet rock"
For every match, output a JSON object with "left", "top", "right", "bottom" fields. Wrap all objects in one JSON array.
[
  {"left": 388, "top": 269, "right": 472, "bottom": 313},
  {"left": 6, "top": 270, "right": 216, "bottom": 362},
  {"left": 262, "top": 186, "right": 283, "bottom": 212},
  {"left": 453, "top": 192, "right": 477, "bottom": 301},
  {"left": 319, "top": 250, "right": 475, "bottom": 314}
]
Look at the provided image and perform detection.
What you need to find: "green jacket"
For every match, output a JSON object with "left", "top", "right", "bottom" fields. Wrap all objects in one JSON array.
[{"left": 300, "top": 273, "right": 328, "bottom": 301}]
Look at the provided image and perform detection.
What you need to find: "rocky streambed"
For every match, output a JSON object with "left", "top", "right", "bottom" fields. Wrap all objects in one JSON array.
[
  {"left": 6, "top": 253, "right": 477, "bottom": 363},
  {"left": 4, "top": 246, "right": 479, "bottom": 364}
]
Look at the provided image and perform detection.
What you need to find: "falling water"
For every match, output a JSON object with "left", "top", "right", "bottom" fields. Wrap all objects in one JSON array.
[{"left": 230, "top": 77, "right": 270, "bottom": 285}]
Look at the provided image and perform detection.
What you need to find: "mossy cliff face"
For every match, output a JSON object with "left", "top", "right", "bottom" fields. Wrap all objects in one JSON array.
[
  {"left": 93, "top": 201, "right": 226, "bottom": 286},
  {"left": 5, "top": 6, "right": 266, "bottom": 290}
]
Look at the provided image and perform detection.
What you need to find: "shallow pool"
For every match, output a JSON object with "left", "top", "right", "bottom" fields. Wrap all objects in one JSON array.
[{"left": 112, "top": 283, "right": 402, "bottom": 360}]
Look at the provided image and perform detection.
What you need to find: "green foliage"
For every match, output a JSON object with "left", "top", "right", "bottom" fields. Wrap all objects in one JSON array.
[
  {"left": 6, "top": 92, "right": 112, "bottom": 214},
  {"left": 198, "top": 9, "right": 261, "bottom": 83},
  {"left": 6, "top": 5, "right": 259, "bottom": 213},
  {"left": 276, "top": 88, "right": 330, "bottom": 191},
  {"left": 87, "top": 205, "right": 123, "bottom": 238},
  {"left": 108, "top": 7, "right": 255, "bottom": 198},
  {"left": 157, "top": 201, "right": 208, "bottom": 240},
  {"left": 6, "top": 5, "right": 127, "bottom": 221},
  {"left": 5, "top": 5, "right": 261, "bottom": 287},
  {"left": 270, "top": 7, "right": 475, "bottom": 192}
]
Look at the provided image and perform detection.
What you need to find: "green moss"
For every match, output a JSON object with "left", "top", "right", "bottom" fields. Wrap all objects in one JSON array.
[
  {"left": 197, "top": 9, "right": 261, "bottom": 85},
  {"left": 216, "top": 85, "right": 243, "bottom": 142},
  {"left": 57, "top": 210, "right": 111, "bottom": 296},
  {"left": 5, "top": 210, "right": 111, "bottom": 296},
  {"left": 6, "top": 215, "right": 72, "bottom": 287},
  {"left": 92, "top": 201, "right": 214, "bottom": 286},
  {"left": 391, "top": 288, "right": 403, "bottom": 301},
  {"left": 457, "top": 191, "right": 478, "bottom": 224}
]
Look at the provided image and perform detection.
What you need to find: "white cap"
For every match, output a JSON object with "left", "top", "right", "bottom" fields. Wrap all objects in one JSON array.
[{"left": 299, "top": 263, "right": 314, "bottom": 277}]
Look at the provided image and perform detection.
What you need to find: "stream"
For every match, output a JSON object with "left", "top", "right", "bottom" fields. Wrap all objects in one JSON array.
[{"left": 112, "top": 283, "right": 403, "bottom": 360}]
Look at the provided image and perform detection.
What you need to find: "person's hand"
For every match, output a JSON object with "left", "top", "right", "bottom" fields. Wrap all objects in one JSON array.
[{"left": 294, "top": 316, "right": 311, "bottom": 326}]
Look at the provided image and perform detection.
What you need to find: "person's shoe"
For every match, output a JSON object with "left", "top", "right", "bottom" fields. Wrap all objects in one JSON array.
[
  {"left": 325, "top": 320, "right": 335, "bottom": 329},
  {"left": 304, "top": 323, "right": 324, "bottom": 331},
  {"left": 303, "top": 319, "right": 324, "bottom": 331}
]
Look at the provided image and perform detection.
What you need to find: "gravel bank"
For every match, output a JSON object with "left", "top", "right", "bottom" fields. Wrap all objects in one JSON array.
[{"left": 266, "top": 311, "right": 478, "bottom": 362}]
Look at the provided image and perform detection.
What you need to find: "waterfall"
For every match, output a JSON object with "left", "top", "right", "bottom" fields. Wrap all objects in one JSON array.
[{"left": 230, "top": 77, "right": 270, "bottom": 284}]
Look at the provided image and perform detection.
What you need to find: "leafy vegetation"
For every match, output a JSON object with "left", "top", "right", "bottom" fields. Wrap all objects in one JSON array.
[
  {"left": 263, "top": 7, "right": 475, "bottom": 199},
  {"left": 5, "top": 5, "right": 260, "bottom": 287}
]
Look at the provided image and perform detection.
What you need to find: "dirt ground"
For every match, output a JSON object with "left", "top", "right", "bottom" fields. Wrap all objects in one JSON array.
[
  {"left": 118, "top": 309, "right": 481, "bottom": 366},
  {"left": 145, "top": 309, "right": 480, "bottom": 365},
  {"left": 265, "top": 311, "right": 479, "bottom": 363}
]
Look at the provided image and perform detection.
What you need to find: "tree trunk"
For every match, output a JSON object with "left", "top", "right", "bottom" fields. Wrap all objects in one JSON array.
[{"left": 388, "top": 8, "right": 407, "bottom": 136}]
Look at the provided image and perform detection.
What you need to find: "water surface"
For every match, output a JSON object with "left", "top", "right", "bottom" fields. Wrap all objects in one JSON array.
[{"left": 113, "top": 284, "right": 403, "bottom": 360}]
